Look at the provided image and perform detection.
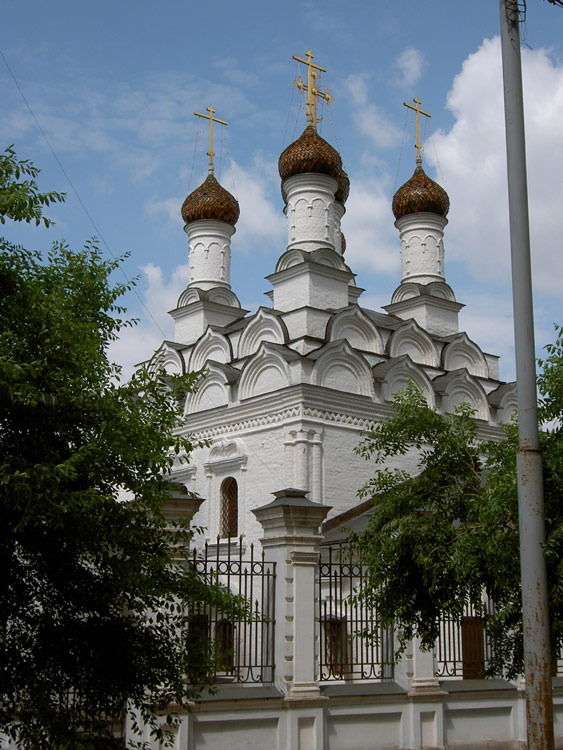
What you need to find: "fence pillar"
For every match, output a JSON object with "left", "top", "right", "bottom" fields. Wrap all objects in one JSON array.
[
  {"left": 162, "top": 485, "right": 204, "bottom": 559},
  {"left": 253, "top": 488, "right": 331, "bottom": 698},
  {"left": 407, "top": 637, "right": 446, "bottom": 750},
  {"left": 409, "top": 637, "right": 441, "bottom": 695}
]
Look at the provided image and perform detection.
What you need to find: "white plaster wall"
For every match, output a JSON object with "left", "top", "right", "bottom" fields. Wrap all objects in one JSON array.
[
  {"left": 319, "top": 422, "right": 420, "bottom": 518},
  {"left": 396, "top": 212, "right": 447, "bottom": 285},
  {"left": 392, "top": 298, "right": 460, "bottom": 337},
  {"left": 192, "top": 716, "right": 279, "bottom": 750},
  {"left": 186, "top": 219, "right": 234, "bottom": 291},
  {"left": 271, "top": 270, "right": 351, "bottom": 312},
  {"left": 284, "top": 173, "right": 339, "bottom": 253},
  {"left": 185, "top": 423, "right": 289, "bottom": 544},
  {"left": 326, "top": 709, "right": 404, "bottom": 749}
]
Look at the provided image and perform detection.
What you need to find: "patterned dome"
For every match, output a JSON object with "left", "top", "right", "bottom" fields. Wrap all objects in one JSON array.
[
  {"left": 181, "top": 174, "right": 240, "bottom": 226},
  {"left": 392, "top": 164, "right": 449, "bottom": 220},
  {"left": 335, "top": 167, "right": 350, "bottom": 206},
  {"left": 279, "top": 126, "right": 348, "bottom": 205}
]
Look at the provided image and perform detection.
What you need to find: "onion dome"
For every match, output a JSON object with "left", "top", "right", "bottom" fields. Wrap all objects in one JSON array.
[
  {"left": 279, "top": 126, "right": 349, "bottom": 205},
  {"left": 392, "top": 163, "right": 449, "bottom": 220},
  {"left": 181, "top": 174, "right": 240, "bottom": 226},
  {"left": 335, "top": 167, "right": 350, "bottom": 205}
]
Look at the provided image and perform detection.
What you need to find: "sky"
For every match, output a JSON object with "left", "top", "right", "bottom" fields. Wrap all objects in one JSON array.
[{"left": 1, "top": 0, "right": 562, "bottom": 383}]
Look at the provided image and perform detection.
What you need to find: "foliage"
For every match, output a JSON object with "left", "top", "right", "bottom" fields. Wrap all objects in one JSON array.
[
  {"left": 0, "top": 145, "right": 65, "bottom": 227},
  {"left": 0, "top": 148, "right": 249, "bottom": 749},
  {"left": 354, "top": 337, "right": 563, "bottom": 679}
]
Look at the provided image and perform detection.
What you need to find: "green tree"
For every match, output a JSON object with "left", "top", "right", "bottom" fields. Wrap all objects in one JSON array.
[
  {"left": 0, "top": 146, "right": 247, "bottom": 749},
  {"left": 353, "top": 331, "right": 563, "bottom": 679}
]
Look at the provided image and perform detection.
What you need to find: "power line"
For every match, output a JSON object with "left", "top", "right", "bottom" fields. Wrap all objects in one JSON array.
[{"left": 0, "top": 46, "right": 169, "bottom": 340}]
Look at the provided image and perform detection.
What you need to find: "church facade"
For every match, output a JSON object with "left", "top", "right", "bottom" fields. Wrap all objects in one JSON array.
[
  {"left": 131, "top": 60, "right": 563, "bottom": 750},
  {"left": 150, "top": 115, "right": 517, "bottom": 550}
]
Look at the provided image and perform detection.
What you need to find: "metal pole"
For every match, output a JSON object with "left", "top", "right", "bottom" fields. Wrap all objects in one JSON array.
[{"left": 499, "top": 2, "right": 553, "bottom": 747}]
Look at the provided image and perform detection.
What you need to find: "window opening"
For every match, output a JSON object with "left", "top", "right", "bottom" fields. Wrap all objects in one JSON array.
[{"left": 220, "top": 477, "right": 238, "bottom": 538}]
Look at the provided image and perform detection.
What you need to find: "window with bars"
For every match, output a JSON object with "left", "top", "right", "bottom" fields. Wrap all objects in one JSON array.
[{"left": 220, "top": 477, "right": 238, "bottom": 538}]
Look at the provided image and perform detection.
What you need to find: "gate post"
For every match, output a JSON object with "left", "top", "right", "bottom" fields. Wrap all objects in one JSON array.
[
  {"left": 253, "top": 488, "right": 331, "bottom": 698},
  {"left": 162, "top": 484, "right": 204, "bottom": 559}
]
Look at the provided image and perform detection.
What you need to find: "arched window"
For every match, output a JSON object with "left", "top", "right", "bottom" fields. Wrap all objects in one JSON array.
[{"left": 220, "top": 477, "right": 238, "bottom": 538}]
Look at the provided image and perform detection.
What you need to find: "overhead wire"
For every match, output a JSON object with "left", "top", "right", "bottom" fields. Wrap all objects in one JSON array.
[
  {"left": 429, "top": 128, "right": 447, "bottom": 192},
  {"left": 0, "top": 47, "right": 315, "bottom": 491},
  {"left": 187, "top": 118, "right": 201, "bottom": 194},
  {"left": 0, "top": 46, "right": 169, "bottom": 340},
  {"left": 282, "top": 68, "right": 297, "bottom": 151},
  {"left": 219, "top": 122, "right": 225, "bottom": 180},
  {"left": 394, "top": 105, "right": 409, "bottom": 193}
]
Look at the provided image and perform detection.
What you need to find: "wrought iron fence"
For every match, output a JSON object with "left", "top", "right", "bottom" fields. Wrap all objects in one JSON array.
[
  {"left": 435, "top": 600, "right": 495, "bottom": 678},
  {"left": 189, "top": 537, "right": 275, "bottom": 684},
  {"left": 318, "top": 544, "right": 394, "bottom": 681}
]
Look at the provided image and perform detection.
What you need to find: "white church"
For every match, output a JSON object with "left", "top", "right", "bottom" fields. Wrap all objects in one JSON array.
[{"left": 132, "top": 53, "right": 562, "bottom": 750}]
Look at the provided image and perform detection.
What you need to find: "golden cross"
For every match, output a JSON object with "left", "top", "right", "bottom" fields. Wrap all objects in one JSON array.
[
  {"left": 194, "top": 106, "right": 228, "bottom": 174},
  {"left": 403, "top": 97, "right": 431, "bottom": 164},
  {"left": 293, "top": 50, "right": 334, "bottom": 128}
]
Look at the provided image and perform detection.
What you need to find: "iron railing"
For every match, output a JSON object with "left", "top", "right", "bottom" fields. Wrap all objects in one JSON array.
[
  {"left": 318, "top": 544, "right": 394, "bottom": 681},
  {"left": 190, "top": 537, "right": 275, "bottom": 684},
  {"left": 435, "top": 600, "right": 495, "bottom": 678}
]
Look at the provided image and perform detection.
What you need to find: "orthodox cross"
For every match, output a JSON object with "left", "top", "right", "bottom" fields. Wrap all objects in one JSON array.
[
  {"left": 293, "top": 50, "right": 334, "bottom": 128},
  {"left": 403, "top": 97, "right": 431, "bottom": 164},
  {"left": 194, "top": 106, "right": 228, "bottom": 174}
]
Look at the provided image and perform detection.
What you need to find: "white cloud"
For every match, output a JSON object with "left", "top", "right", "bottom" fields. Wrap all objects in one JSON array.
[
  {"left": 145, "top": 195, "right": 183, "bottom": 226},
  {"left": 392, "top": 48, "right": 425, "bottom": 89},
  {"left": 426, "top": 36, "right": 563, "bottom": 300},
  {"left": 109, "top": 262, "right": 188, "bottom": 378},
  {"left": 223, "top": 156, "right": 285, "bottom": 253},
  {"left": 141, "top": 262, "right": 189, "bottom": 331},
  {"left": 343, "top": 178, "right": 399, "bottom": 277},
  {"left": 343, "top": 75, "right": 401, "bottom": 149}
]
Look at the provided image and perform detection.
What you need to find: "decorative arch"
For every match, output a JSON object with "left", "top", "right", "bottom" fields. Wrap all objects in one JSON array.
[
  {"left": 390, "top": 282, "right": 421, "bottom": 304},
  {"left": 433, "top": 369, "right": 490, "bottom": 421},
  {"left": 276, "top": 248, "right": 307, "bottom": 272},
  {"left": 311, "top": 247, "right": 347, "bottom": 270},
  {"left": 426, "top": 281, "right": 457, "bottom": 301},
  {"left": 387, "top": 319, "right": 439, "bottom": 367},
  {"left": 209, "top": 438, "right": 247, "bottom": 463},
  {"left": 311, "top": 340, "right": 374, "bottom": 397},
  {"left": 238, "top": 342, "right": 291, "bottom": 400},
  {"left": 207, "top": 287, "right": 241, "bottom": 308},
  {"left": 442, "top": 333, "right": 489, "bottom": 379},
  {"left": 326, "top": 306, "right": 383, "bottom": 354},
  {"left": 204, "top": 438, "right": 248, "bottom": 542},
  {"left": 237, "top": 308, "right": 288, "bottom": 359},
  {"left": 374, "top": 355, "right": 435, "bottom": 407},
  {"left": 184, "top": 362, "right": 238, "bottom": 414},
  {"left": 488, "top": 382, "right": 518, "bottom": 425},
  {"left": 176, "top": 287, "right": 204, "bottom": 308},
  {"left": 190, "top": 328, "right": 232, "bottom": 371},
  {"left": 147, "top": 341, "right": 185, "bottom": 376}
]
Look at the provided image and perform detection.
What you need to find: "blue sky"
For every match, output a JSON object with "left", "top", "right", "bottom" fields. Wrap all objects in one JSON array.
[{"left": 2, "top": 0, "right": 562, "bottom": 382}]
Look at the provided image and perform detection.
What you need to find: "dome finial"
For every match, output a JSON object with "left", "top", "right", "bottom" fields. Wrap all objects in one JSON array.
[
  {"left": 194, "top": 105, "right": 228, "bottom": 175},
  {"left": 292, "top": 50, "right": 334, "bottom": 129},
  {"left": 404, "top": 97, "right": 431, "bottom": 165}
]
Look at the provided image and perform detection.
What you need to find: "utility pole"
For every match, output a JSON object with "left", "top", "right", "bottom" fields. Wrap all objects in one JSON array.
[{"left": 498, "top": 1, "right": 553, "bottom": 748}]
